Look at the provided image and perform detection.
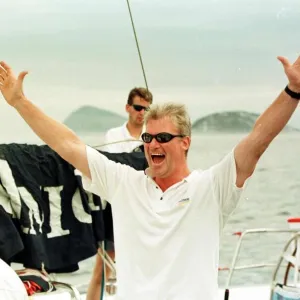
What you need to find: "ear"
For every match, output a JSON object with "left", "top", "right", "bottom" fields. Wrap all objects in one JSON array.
[
  {"left": 125, "top": 104, "right": 130, "bottom": 113},
  {"left": 181, "top": 136, "right": 191, "bottom": 152}
]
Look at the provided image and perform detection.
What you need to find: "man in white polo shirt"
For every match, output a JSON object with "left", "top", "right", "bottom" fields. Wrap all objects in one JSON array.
[
  {"left": 1, "top": 55, "right": 300, "bottom": 299},
  {"left": 84, "top": 103, "right": 243, "bottom": 300}
]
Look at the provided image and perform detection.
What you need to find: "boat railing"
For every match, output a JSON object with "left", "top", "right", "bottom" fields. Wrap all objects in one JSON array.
[
  {"left": 221, "top": 228, "right": 300, "bottom": 300},
  {"left": 270, "top": 232, "right": 300, "bottom": 300},
  {"left": 50, "top": 281, "right": 82, "bottom": 300}
]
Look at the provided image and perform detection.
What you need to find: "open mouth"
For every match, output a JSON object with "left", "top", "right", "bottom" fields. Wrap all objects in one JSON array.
[{"left": 151, "top": 153, "right": 166, "bottom": 164}]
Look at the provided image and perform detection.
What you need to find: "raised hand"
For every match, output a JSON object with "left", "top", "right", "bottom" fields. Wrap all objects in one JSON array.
[
  {"left": 0, "top": 61, "right": 28, "bottom": 107},
  {"left": 278, "top": 56, "right": 300, "bottom": 93}
]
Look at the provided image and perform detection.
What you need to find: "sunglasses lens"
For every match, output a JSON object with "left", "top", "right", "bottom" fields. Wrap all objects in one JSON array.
[
  {"left": 142, "top": 133, "right": 177, "bottom": 143},
  {"left": 156, "top": 133, "right": 172, "bottom": 143},
  {"left": 133, "top": 105, "right": 149, "bottom": 112},
  {"left": 134, "top": 105, "right": 143, "bottom": 111},
  {"left": 142, "top": 133, "right": 152, "bottom": 143}
]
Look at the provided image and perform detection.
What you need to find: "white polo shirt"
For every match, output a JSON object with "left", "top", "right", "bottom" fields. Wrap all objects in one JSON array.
[
  {"left": 0, "top": 259, "right": 28, "bottom": 300},
  {"left": 82, "top": 146, "right": 245, "bottom": 300},
  {"left": 101, "top": 122, "right": 143, "bottom": 153}
]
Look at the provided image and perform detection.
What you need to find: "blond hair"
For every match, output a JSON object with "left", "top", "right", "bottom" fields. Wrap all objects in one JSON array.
[{"left": 144, "top": 102, "right": 191, "bottom": 137}]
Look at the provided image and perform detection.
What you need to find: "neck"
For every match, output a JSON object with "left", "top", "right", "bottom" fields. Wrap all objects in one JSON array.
[
  {"left": 154, "top": 165, "right": 191, "bottom": 192},
  {"left": 126, "top": 121, "right": 143, "bottom": 139}
]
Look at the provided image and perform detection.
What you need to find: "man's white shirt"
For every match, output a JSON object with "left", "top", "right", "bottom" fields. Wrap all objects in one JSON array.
[
  {"left": 100, "top": 122, "right": 143, "bottom": 153},
  {"left": 82, "top": 146, "right": 247, "bottom": 300}
]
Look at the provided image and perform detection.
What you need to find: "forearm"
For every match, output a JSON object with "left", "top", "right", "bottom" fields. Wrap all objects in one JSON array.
[
  {"left": 14, "top": 97, "right": 82, "bottom": 162},
  {"left": 86, "top": 254, "right": 104, "bottom": 300},
  {"left": 234, "top": 87, "right": 299, "bottom": 186},
  {"left": 86, "top": 278, "right": 102, "bottom": 300},
  {"left": 252, "top": 88, "right": 299, "bottom": 148},
  {"left": 232, "top": 56, "right": 300, "bottom": 187}
]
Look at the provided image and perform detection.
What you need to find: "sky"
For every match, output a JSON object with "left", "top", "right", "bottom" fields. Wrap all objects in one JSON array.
[{"left": 0, "top": 0, "right": 300, "bottom": 142}]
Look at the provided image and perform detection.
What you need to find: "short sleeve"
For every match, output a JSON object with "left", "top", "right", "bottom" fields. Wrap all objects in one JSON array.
[{"left": 82, "top": 146, "right": 130, "bottom": 203}]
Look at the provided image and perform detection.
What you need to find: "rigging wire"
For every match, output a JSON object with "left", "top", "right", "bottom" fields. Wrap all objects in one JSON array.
[{"left": 126, "top": 0, "right": 149, "bottom": 90}]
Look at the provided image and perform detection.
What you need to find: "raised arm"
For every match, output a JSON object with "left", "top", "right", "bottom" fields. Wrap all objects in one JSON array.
[
  {"left": 0, "top": 61, "right": 91, "bottom": 179},
  {"left": 235, "top": 56, "right": 300, "bottom": 187}
]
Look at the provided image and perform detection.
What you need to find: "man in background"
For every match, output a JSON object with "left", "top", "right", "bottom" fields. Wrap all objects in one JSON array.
[{"left": 101, "top": 87, "right": 153, "bottom": 153}]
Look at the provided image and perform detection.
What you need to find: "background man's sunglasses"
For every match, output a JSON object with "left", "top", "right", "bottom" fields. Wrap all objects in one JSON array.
[
  {"left": 132, "top": 104, "right": 150, "bottom": 112},
  {"left": 141, "top": 132, "right": 185, "bottom": 143}
]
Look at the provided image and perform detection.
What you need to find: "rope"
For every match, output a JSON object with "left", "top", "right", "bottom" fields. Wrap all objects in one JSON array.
[
  {"left": 126, "top": 0, "right": 149, "bottom": 90},
  {"left": 97, "top": 247, "right": 116, "bottom": 275},
  {"left": 93, "top": 138, "right": 142, "bottom": 149}
]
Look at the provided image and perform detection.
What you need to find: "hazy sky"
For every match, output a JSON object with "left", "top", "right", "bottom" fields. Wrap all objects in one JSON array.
[{"left": 0, "top": 0, "right": 300, "bottom": 142}]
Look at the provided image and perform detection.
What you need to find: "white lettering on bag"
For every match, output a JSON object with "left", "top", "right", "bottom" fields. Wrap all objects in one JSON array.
[
  {"left": 19, "top": 187, "right": 43, "bottom": 234},
  {"left": 44, "top": 186, "right": 70, "bottom": 238},
  {"left": 0, "top": 160, "right": 101, "bottom": 238},
  {"left": 0, "top": 183, "right": 13, "bottom": 215},
  {"left": 0, "top": 160, "right": 22, "bottom": 218},
  {"left": 72, "top": 188, "right": 92, "bottom": 224}
]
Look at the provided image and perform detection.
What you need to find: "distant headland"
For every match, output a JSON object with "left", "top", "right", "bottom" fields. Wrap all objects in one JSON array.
[{"left": 64, "top": 106, "right": 299, "bottom": 133}]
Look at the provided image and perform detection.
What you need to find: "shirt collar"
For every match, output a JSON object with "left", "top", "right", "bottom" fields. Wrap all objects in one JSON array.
[
  {"left": 123, "top": 122, "right": 145, "bottom": 140},
  {"left": 145, "top": 168, "right": 197, "bottom": 183}
]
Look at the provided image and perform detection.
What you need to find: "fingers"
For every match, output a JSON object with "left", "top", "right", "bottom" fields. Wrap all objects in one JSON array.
[
  {"left": 0, "top": 71, "right": 5, "bottom": 87},
  {"left": 18, "top": 71, "right": 28, "bottom": 83},
  {"left": 0, "top": 66, "right": 7, "bottom": 81},
  {"left": 0, "top": 61, "right": 28, "bottom": 88},
  {"left": 0, "top": 62, "right": 11, "bottom": 86},
  {"left": 277, "top": 56, "right": 291, "bottom": 69},
  {"left": 295, "top": 55, "right": 300, "bottom": 65},
  {"left": 0, "top": 61, "right": 12, "bottom": 75}
]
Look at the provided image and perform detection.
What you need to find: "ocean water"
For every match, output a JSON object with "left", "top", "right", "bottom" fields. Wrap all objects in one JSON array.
[
  {"left": 184, "top": 133, "right": 300, "bottom": 287},
  {"left": 46, "top": 131, "right": 299, "bottom": 291}
]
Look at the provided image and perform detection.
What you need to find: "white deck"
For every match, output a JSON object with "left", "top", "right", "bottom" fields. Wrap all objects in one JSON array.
[
  {"left": 217, "top": 285, "right": 270, "bottom": 300},
  {"left": 29, "top": 227, "right": 300, "bottom": 300},
  {"left": 31, "top": 285, "right": 271, "bottom": 300}
]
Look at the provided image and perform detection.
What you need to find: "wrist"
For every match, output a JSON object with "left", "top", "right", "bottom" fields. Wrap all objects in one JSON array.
[
  {"left": 13, "top": 96, "right": 29, "bottom": 110},
  {"left": 288, "top": 84, "right": 300, "bottom": 94},
  {"left": 285, "top": 85, "right": 300, "bottom": 100}
]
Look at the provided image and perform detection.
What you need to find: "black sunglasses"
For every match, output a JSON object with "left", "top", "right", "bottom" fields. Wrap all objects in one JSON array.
[
  {"left": 132, "top": 104, "right": 150, "bottom": 112},
  {"left": 141, "top": 132, "right": 185, "bottom": 144}
]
